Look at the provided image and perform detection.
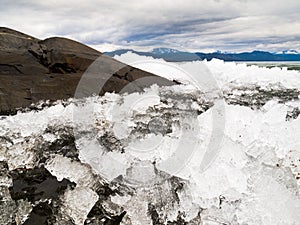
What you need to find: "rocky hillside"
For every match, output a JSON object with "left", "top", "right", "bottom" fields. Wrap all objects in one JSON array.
[{"left": 0, "top": 27, "right": 173, "bottom": 115}]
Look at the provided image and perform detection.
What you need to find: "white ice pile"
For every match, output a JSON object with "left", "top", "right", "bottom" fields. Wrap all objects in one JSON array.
[
  {"left": 114, "top": 52, "right": 300, "bottom": 89},
  {"left": 0, "top": 53, "right": 300, "bottom": 224}
]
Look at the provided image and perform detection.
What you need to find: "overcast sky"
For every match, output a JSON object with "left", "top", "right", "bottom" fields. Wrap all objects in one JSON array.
[{"left": 1, "top": 0, "right": 300, "bottom": 53}]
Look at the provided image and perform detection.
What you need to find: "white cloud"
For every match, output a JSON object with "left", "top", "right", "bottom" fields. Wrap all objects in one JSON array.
[{"left": 1, "top": 0, "right": 300, "bottom": 52}]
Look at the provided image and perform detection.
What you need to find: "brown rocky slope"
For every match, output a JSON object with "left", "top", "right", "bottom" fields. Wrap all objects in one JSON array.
[{"left": 0, "top": 27, "right": 174, "bottom": 115}]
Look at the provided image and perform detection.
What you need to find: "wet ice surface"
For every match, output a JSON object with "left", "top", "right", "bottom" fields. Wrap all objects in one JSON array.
[{"left": 0, "top": 56, "right": 300, "bottom": 224}]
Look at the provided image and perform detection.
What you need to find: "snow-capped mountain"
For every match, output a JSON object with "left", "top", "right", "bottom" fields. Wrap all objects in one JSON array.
[
  {"left": 151, "top": 47, "right": 180, "bottom": 54},
  {"left": 279, "top": 49, "right": 299, "bottom": 54},
  {"left": 106, "top": 47, "right": 200, "bottom": 61}
]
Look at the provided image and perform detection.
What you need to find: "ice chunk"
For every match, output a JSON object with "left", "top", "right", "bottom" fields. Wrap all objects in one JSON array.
[{"left": 61, "top": 187, "right": 98, "bottom": 225}]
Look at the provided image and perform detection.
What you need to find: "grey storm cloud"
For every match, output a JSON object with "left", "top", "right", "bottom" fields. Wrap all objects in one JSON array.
[{"left": 1, "top": 0, "right": 300, "bottom": 52}]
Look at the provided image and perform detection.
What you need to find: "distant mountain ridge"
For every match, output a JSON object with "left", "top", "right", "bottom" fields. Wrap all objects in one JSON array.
[{"left": 105, "top": 48, "right": 300, "bottom": 62}]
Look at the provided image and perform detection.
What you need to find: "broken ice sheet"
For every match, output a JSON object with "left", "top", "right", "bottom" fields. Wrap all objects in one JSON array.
[
  {"left": 74, "top": 84, "right": 214, "bottom": 184},
  {"left": 1, "top": 55, "right": 300, "bottom": 224}
]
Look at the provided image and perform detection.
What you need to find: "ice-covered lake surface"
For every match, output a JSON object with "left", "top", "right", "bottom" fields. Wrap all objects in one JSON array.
[
  {"left": 241, "top": 61, "right": 300, "bottom": 71},
  {"left": 1, "top": 53, "right": 300, "bottom": 224}
]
